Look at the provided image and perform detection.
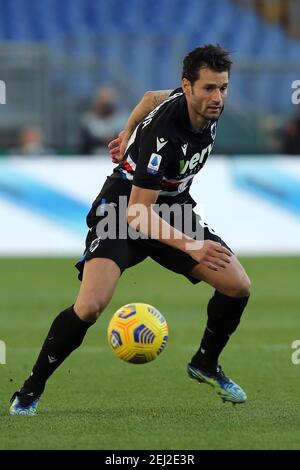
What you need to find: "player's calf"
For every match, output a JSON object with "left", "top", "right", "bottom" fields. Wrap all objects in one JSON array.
[
  {"left": 191, "top": 290, "right": 250, "bottom": 372},
  {"left": 9, "top": 306, "right": 94, "bottom": 415}
]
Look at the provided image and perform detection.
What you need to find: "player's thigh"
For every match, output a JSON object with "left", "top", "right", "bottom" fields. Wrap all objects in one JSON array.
[
  {"left": 74, "top": 258, "right": 121, "bottom": 321},
  {"left": 190, "top": 255, "right": 251, "bottom": 297}
]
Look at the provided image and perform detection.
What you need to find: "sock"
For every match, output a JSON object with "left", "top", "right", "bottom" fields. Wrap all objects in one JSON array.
[
  {"left": 191, "top": 290, "right": 249, "bottom": 371},
  {"left": 21, "top": 306, "right": 94, "bottom": 396}
]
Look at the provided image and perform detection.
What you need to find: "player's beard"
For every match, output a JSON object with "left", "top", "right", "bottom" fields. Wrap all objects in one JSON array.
[{"left": 193, "top": 106, "right": 213, "bottom": 124}]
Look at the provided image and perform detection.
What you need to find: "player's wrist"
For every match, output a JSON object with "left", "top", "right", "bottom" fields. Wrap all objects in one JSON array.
[
  {"left": 171, "top": 236, "right": 201, "bottom": 255},
  {"left": 184, "top": 239, "right": 206, "bottom": 259}
]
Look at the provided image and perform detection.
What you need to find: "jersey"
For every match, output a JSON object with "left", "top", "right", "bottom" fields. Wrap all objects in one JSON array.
[
  {"left": 108, "top": 88, "right": 219, "bottom": 206},
  {"left": 78, "top": 89, "right": 229, "bottom": 283}
]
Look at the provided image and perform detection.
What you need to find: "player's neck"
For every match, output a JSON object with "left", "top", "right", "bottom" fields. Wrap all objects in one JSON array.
[{"left": 187, "top": 104, "right": 208, "bottom": 131}]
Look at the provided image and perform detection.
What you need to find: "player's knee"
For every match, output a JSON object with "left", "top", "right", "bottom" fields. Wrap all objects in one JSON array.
[
  {"left": 75, "top": 299, "right": 107, "bottom": 322},
  {"left": 227, "top": 274, "right": 251, "bottom": 298}
]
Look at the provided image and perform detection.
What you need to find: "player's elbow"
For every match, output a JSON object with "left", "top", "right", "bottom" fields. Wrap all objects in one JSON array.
[
  {"left": 143, "top": 90, "right": 155, "bottom": 101},
  {"left": 142, "top": 90, "right": 156, "bottom": 107}
]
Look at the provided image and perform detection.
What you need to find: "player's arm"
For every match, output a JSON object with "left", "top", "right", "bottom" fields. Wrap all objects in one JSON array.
[
  {"left": 109, "top": 90, "right": 172, "bottom": 163},
  {"left": 127, "top": 186, "right": 232, "bottom": 271}
]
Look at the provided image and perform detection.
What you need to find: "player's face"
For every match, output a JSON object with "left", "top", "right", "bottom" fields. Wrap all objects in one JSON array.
[{"left": 182, "top": 68, "right": 229, "bottom": 124}]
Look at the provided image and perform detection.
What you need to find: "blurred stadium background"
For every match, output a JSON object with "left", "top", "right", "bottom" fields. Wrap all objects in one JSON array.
[
  {"left": 0, "top": 0, "right": 300, "bottom": 154},
  {"left": 0, "top": 0, "right": 300, "bottom": 451}
]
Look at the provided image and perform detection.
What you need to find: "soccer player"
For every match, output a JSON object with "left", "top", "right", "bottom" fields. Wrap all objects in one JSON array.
[{"left": 10, "top": 44, "right": 250, "bottom": 415}]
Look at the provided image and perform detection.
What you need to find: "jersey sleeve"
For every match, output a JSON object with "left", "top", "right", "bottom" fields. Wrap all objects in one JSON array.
[{"left": 132, "top": 124, "right": 173, "bottom": 191}]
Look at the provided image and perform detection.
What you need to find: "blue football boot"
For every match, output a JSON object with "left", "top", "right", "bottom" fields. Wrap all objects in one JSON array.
[
  {"left": 187, "top": 363, "right": 247, "bottom": 404},
  {"left": 9, "top": 391, "right": 39, "bottom": 416}
]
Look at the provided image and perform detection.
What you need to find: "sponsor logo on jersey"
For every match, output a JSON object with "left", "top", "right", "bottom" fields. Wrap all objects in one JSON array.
[
  {"left": 179, "top": 160, "right": 185, "bottom": 172},
  {"left": 179, "top": 144, "right": 213, "bottom": 175},
  {"left": 147, "top": 153, "right": 162, "bottom": 174},
  {"left": 156, "top": 137, "right": 168, "bottom": 152}
]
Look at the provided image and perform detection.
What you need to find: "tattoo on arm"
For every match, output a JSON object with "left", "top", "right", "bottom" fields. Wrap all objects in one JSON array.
[{"left": 152, "top": 90, "right": 172, "bottom": 108}]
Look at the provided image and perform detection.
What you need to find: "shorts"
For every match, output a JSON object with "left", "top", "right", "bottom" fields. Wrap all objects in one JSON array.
[{"left": 75, "top": 184, "right": 231, "bottom": 285}]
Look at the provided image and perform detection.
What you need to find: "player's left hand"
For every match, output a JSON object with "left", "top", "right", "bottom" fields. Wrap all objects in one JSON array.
[{"left": 108, "top": 130, "right": 130, "bottom": 163}]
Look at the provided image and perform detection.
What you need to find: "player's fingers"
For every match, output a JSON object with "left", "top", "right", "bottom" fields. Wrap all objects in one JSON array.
[
  {"left": 108, "top": 138, "right": 120, "bottom": 150},
  {"left": 110, "top": 148, "right": 120, "bottom": 157},
  {"left": 214, "top": 260, "right": 228, "bottom": 269},
  {"left": 214, "top": 245, "right": 232, "bottom": 257},
  {"left": 217, "top": 253, "right": 231, "bottom": 263},
  {"left": 108, "top": 143, "right": 120, "bottom": 152},
  {"left": 205, "top": 253, "right": 229, "bottom": 268},
  {"left": 202, "top": 256, "right": 220, "bottom": 270},
  {"left": 109, "top": 144, "right": 120, "bottom": 154},
  {"left": 206, "top": 240, "right": 221, "bottom": 247},
  {"left": 206, "top": 263, "right": 219, "bottom": 271},
  {"left": 205, "top": 249, "right": 230, "bottom": 263},
  {"left": 206, "top": 240, "right": 231, "bottom": 255},
  {"left": 209, "top": 251, "right": 231, "bottom": 264}
]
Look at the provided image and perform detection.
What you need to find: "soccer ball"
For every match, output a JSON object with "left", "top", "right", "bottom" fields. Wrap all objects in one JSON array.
[{"left": 107, "top": 303, "right": 169, "bottom": 364}]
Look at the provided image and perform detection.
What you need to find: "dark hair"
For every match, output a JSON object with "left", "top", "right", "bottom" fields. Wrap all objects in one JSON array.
[{"left": 182, "top": 44, "right": 232, "bottom": 84}]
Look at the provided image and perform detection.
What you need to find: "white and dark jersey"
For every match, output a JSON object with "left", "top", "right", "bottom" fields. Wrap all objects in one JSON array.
[
  {"left": 81, "top": 88, "right": 229, "bottom": 279},
  {"left": 107, "top": 88, "right": 220, "bottom": 205}
]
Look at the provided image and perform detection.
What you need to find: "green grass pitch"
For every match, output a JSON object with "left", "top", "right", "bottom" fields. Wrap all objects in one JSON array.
[{"left": 0, "top": 256, "right": 299, "bottom": 450}]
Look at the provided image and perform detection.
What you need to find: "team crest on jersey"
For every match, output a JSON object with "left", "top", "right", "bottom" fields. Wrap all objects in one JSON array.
[
  {"left": 90, "top": 237, "right": 101, "bottom": 253},
  {"left": 147, "top": 153, "right": 162, "bottom": 174}
]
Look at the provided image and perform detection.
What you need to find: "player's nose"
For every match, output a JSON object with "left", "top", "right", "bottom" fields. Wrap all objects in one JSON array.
[{"left": 211, "top": 88, "right": 222, "bottom": 103}]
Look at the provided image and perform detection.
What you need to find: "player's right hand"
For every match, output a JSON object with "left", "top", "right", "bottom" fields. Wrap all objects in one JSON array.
[
  {"left": 108, "top": 130, "right": 130, "bottom": 163},
  {"left": 189, "top": 240, "right": 232, "bottom": 271}
]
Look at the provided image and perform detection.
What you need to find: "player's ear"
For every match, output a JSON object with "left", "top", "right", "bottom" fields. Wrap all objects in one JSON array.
[{"left": 182, "top": 78, "right": 192, "bottom": 96}]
